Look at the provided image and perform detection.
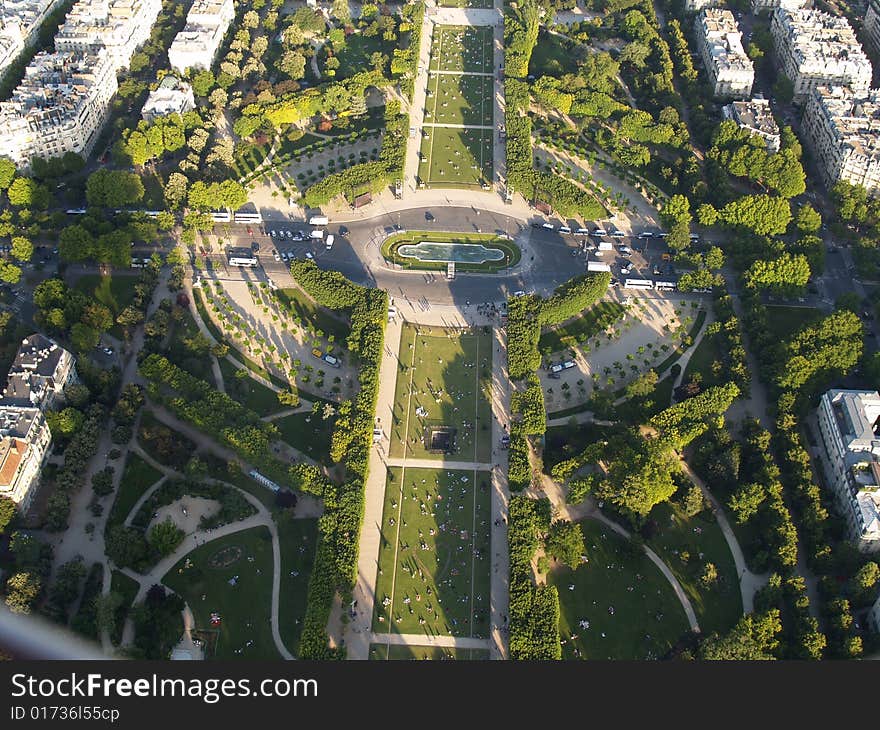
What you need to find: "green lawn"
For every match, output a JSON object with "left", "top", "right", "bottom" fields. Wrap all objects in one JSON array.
[
  {"left": 419, "top": 127, "right": 493, "bottom": 189},
  {"left": 373, "top": 467, "right": 492, "bottom": 638},
  {"left": 543, "top": 423, "right": 618, "bottom": 475},
  {"left": 425, "top": 73, "right": 494, "bottom": 126},
  {"left": 74, "top": 274, "right": 137, "bottom": 318},
  {"left": 539, "top": 300, "right": 627, "bottom": 355},
  {"left": 429, "top": 25, "right": 493, "bottom": 73},
  {"left": 110, "top": 570, "right": 141, "bottom": 646},
  {"left": 274, "top": 287, "right": 351, "bottom": 345},
  {"left": 162, "top": 526, "right": 280, "bottom": 660},
  {"left": 276, "top": 517, "right": 319, "bottom": 656},
  {"left": 645, "top": 501, "right": 742, "bottom": 636},
  {"left": 529, "top": 30, "right": 578, "bottom": 78},
  {"left": 326, "top": 32, "right": 391, "bottom": 78},
  {"left": 389, "top": 324, "right": 494, "bottom": 462},
  {"left": 218, "top": 357, "right": 281, "bottom": 416},
  {"left": 681, "top": 330, "right": 724, "bottom": 388},
  {"left": 203, "top": 454, "right": 276, "bottom": 511},
  {"left": 370, "top": 643, "right": 491, "bottom": 659},
  {"left": 764, "top": 305, "right": 821, "bottom": 340},
  {"left": 108, "top": 452, "right": 163, "bottom": 527},
  {"left": 233, "top": 140, "right": 271, "bottom": 179},
  {"left": 549, "top": 519, "right": 691, "bottom": 659},
  {"left": 274, "top": 411, "right": 333, "bottom": 460}
]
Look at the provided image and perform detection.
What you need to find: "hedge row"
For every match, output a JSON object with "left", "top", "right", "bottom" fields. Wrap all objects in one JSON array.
[
  {"left": 390, "top": 1, "right": 425, "bottom": 101},
  {"left": 139, "top": 354, "right": 288, "bottom": 485},
  {"left": 291, "top": 262, "right": 387, "bottom": 659},
  {"left": 508, "top": 495, "right": 560, "bottom": 659}
]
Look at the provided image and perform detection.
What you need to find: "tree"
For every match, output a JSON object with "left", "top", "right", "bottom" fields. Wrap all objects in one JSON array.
[
  {"left": 5, "top": 571, "right": 41, "bottom": 614},
  {"left": 699, "top": 609, "right": 782, "bottom": 659},
  {"left": 10, "top": 236, "right": 33, "bottom": 262},
  {"left": 95, "top": 591, "right": 124, "bottom": 637},
  {"left": 700, "top": 562, "right": 718, "bottom": 587},
  {"left": 0, "top": 159, "right": 15, "bottom": 190},
  {"left": 86, "top": 169, "right": 144, "bottom": 208},
  {"left": 149, "top": 518, "right": 184, "bottom": 557},
  {"left": 49, "top": 557, "right": 86, "bottom": 614},
  {"left": 7, "top": 177, "right": 48, "bottom": 208},
  {"left": 625, "top": 369, "right": 658, "bottom": 398},
  {"left": 795, "top": 204, "right": 822, "bottom": 234},
  {"left": 545, "top": 520, "right": 584, "bottom": 568},
  {"left": 70, "top": 323, "right": 100, "bottom": 353},
  {"left": 164, "top": 173, "right": 189, "bottom": 209},
  {"left": 191, "top": 70, "right": 215, "bottom": 97},
  {"left": 105, "top": 525, "right": 149, "bottom": 568},
  {"left": 744, "top": 253, "right": 810, "bottom": 296},
  {"left": 46, "top": 407, "right": 85, "bottom": 438},
  {"left": 848, "top": 561, "right": 879, "bottom": 604},
  {"left": 717, "top": 195, "right": 791, "bottom": 236},
  {"left": 0, "top": 495, "right": 15, "bottom": 534},
  {"left": 331, "top": 0, "right": 350, "bottom": 22},
  {"left": 728, "top": 483, "right": 765, "bottom": 524},
  {"left": 91, "top": 467, "right": 115, "bottom": 497},
  {"left": 682, "top": 485, "right": 706, "bottom": 517},
  {"left": 598, "top": 436, "right": 679, "bottom": 519},
  {"left": 0, "top": 259, "right": 21, "bottom": 284}
]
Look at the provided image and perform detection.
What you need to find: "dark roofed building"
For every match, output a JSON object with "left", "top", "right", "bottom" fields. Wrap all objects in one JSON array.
[{"left": 1, "top": 334, "right": 77, "bottom": 410}]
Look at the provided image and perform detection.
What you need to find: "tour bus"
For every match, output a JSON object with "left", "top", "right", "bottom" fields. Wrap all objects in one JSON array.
[
  {"left": 309, "top": 229, "right": 325, "bottom": 240},
  {"left": 210, "top": 209, "right": 231, "bottom": 223},
  {"left": 609, "top": 229, "right": 626, "bottom": 238},
  {"left": 65, "top": 208, "right": 87, "bottom": 215},
  {"left": 575, "top": 227, "right": 590, "bottom": 236},
  {"left": 654, "top": 280, "right": 677, "bottom": 291},
  {"left": 597, "top": 240, "right": 613, "bottom": 252},
  {"left": 130, "top": 257, "right": 150, "bottom": 268},
  {"left": 248, "top": 470, "right": 281, "bottom": 493},
  {"left": 587, "top": 260, "right": 611, "bottom": 272},
  {"left": 325, "top": 234, "right": 335, "bottom": 250},
  {"left": 591, "top": 227, "right": 607, "bottom": 237},
  {"left": 624, "top": 278, "right": 653, "bottom": 290},
  {"left": 234, "top": 209, "right": 263, "bottom": 224},
  {"left": 549, "top": 360, "right": 577, "bottom": 378},
  {"left": 227, "top": 247, "right": 258, "bottom": 267},
  {"left": 308, "top": 215, "right": 329, "bottom": 226}
]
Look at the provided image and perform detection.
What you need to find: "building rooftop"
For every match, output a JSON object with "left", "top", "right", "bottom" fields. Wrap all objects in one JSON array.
[
  {"left": 1, "top": 334, "right": 72, "bottom": 408},
  {"left": 774, "top": 7, "right": 871, "bottom": 71},
  {"left": 828, "top": 388, "right": 880, "bottom": 443},
  {"left": 812, "top": 87, "right": 880, "bottom": 165},
  {"left": 724, "top": 98, "right": 780, "bottom": 138},
  {"left": 698, "top": 9, "right": 754, "bottom": 74}
]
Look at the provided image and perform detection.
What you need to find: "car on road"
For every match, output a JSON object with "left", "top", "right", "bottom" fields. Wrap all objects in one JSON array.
[
  {"left": 620, "top": 264, "right": 632, "bottom": 275},
  {"left": 653, "top": 264, "right": 662, "bottom": 276},
  {"left": 291, "top": 230, "right": 304, "bottom": 241},
  {"left": 251, "top": 242, "right": 260, "bottom": 252},
  {"left": 339, "top": 226, "right": 348, "bottom": 236},
  {"left": 619, "top": 250, "right": 632, "bottom": 258},
  {"left": 273, "top": 250, "right": 280, "bottom": 261},
  {"left": 269, "top": 230, "right": 277, "bottom": 237},
  {"left": 619, "top": 245, "right": 633, "bottom": 254},
  {"left": 246, "top": 226, "right": 253, "bottom": 235},
  {"left": 305, "top": 252, "right": 314, "bottom": 259},
  {"left": 512, "top": 290, "right": 526, "bottom": 297},
  {"left": 425, "top": 211, "right": 434, "bottom": 221},
  {"left": 373, "top": 428, "right": 384, "bottom": 442},
  {"left": 325, "top": 234, "right": 335, "bottom": 250}
]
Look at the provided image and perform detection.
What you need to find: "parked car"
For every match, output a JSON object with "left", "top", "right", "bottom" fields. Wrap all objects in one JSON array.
[{"left": 273, "top": 250, "right": 280, "bottom": 261}]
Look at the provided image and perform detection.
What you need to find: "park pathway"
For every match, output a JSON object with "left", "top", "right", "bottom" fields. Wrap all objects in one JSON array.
[
  {"left": 369, "top": 633, "right": 489, "bottom": 650},
  {"left": 678, "top": 458, "right": 768, "bottom": 614},
  {"left": 347, "top": 316, "right": 404, "bottom": 659},
  {"left": 537, "top": 474, "right": 701, "bottom": 634},
  {"left": 384, "top": 456, "right": 494, "bottom": 471}
]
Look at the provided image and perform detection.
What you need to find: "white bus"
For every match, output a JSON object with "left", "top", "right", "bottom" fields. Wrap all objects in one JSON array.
[
  {"left": 654, "top": 280, "right": 677, "bottom": 291},
  {"left": 234, "top": 210, "right": 263, "bottom": 224},
  {"left": 66, "top": 208, "right": 87, "bottom": 215},
  {"left": 624, "top": 278, "right": 653, "bottom": 290},
  {"left": 227, "top": 247, "right": 258, "bottom": 267},
  {"left": 597, "top": 241, "right": 613, "bottom": 251},
  {"left": 308, "top": 215, "right": 329, "bottom": 226},
  {"left": 309, "top": 229, "right": 325, "bottom": 240},
  {"left": 210, "top": 209, "right": 231, "bottom": 222},
  {"left": 591, "top": 227, "right": 607, "bottom": 237},
  {"left": 587, "top": 260, "right": 611, "bottom": 272}
]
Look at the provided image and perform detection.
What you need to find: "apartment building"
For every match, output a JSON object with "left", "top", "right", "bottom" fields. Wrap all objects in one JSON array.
[
  {"left": 802, "top": 85, "right": 880, "bottom": 195},
  {"left": 770, "top": 7, "right": 872, "bottom": 102},
  {"left": 722, "top": 97, "right": 782, "bottom": 151},
  {"left": 815, "top": 389, "right": 880, "bottom": 552},
  {"left": 0, "top": 0, "right": 64, "bottom": 79},
  {"left": 54, "top": 0, "right": 163, "bottom": 72},
  {"left": 0, "top": 49, "right": 117, "bottom": 167},
  {"left": 684, "top": 0, "right": 718, "bottom": 12},
  {"left": 751, "top": 0, "right": 810, "bottom": 13},
  {"left": 866, "top": 0, "right": 880, "bottom": 55},
  {"left": 167, "top": 0, "right": 234, "bottom": 74},
  {"left": 0, "top": 406, "right": 51, "bottom": 513},
  {"left": 142, "top": 75, "right": 195, "bottom": 122},
  {"left": 869, "top": 592, "right": 880, "bottom": 633},
  {"left": 0, "top": 335, "right": 75, "bottom": 514},
  {"left": 694, "top": 8, "right": 754, "bottom": 99}
]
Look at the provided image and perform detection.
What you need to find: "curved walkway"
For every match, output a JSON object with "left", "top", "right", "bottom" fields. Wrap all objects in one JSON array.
[
  {"left": 117, "top": 482, "right": 295, "bottom": 660},
  {"left": 537, "top": 473, "right": 700, "bottom": 634},
  {"left": 678, "top": 458, "right": 769, "bottom": 614}
]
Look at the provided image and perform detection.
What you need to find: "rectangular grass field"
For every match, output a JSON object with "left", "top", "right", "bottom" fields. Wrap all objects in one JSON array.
[
  {"left": 372, "top": 466, "right": 491, "bottom": 639},
  {"left": 429, "top": 25, "right": 494, "bottom": 73},
  {"left": 425, "top": 73, "right": 494, "bottom": 126},
  {"left": 389, "top": 324, "right": 493, "bottom": 462},
  {"left": 419, "top": 127, "right": 493, "bottom": 188}
]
